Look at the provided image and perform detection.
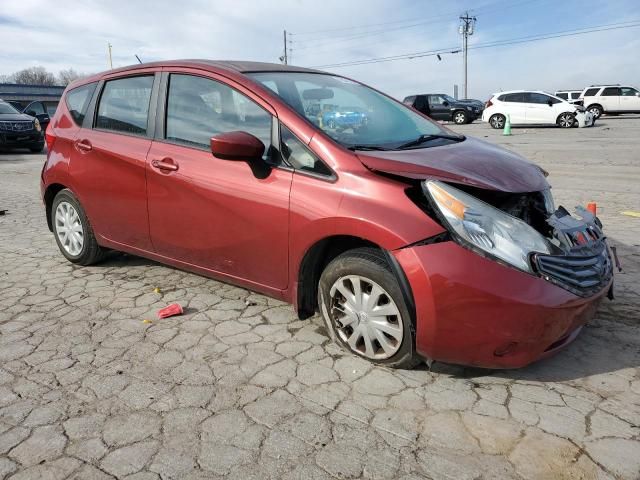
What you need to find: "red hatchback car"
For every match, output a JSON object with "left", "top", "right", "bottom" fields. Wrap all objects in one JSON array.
[{"left": 41, "top": 60, "right": 613, "bottom": 369}]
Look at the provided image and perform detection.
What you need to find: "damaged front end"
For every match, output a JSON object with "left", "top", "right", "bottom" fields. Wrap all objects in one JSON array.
[
  {"left": 419, "top": 180, "right": 614, "bottom": 298},
  {"left": 534, "top": 206, "right": 614, "bottom": 298}
]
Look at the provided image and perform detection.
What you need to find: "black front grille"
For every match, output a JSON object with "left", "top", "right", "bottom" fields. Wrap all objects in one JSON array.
[{"left": 535, "top": 245, "right": 612, "bottom": 297}]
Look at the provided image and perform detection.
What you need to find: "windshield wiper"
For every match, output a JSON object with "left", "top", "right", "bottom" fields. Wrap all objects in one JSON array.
[
  {"left": 346, "top": 144, "right": 392, "bottom": 151},
  {"left": 397, "top": 133, "right": 465, "bottom": 150}
]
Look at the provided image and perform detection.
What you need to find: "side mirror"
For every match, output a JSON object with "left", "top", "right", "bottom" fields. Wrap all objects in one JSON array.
[
  {"left": 26, "top": 110, "right": 37, "bottom": 117},
  {"left": 547, "top": 100, "right": 553, "bottom": 107},
  {"left": 210, "top": 131, "right": 265, "bottom": 161},
  {"left": 442, "top": 101, "right": 449, "bottom": 107},
  {"left": 636, "top": 92, "right": 640, "bottom": 97}
]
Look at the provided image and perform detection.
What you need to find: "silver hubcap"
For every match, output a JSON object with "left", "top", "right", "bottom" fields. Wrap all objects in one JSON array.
[
  {"left": 329, "top": 275, "right": 403, "bottom": 359},
  {"left": 492, "top": 116, "right": 504, "bottom": 128},
  {"left": 55, "top": 201, "right": 84, "bottom": 256},
  {"left": 589, "top": 108, "right": 600, "bottom": 118},
  {"left": 454, "top": 113, "right": 465, "bottom": 123},
  {"left": 560, "top": 114, "right": 573, "bottom": 127}
]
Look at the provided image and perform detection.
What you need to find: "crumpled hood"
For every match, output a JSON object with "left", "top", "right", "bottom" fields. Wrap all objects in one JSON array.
[{"left": 357, "top": 136, "right": 549, "bottom": 193}]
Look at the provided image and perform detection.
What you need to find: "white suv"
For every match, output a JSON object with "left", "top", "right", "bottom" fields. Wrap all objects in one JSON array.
[
  {"left": 482, "top": 90, "right": 593, "bottom": 129},
  {"left": 555, "top": 90, "right": 583, "bottom": 105},
  {"left": 580, "top": 85, "right": 640, "bottom": 119}
]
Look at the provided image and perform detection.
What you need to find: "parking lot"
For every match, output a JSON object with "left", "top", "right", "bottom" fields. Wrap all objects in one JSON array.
[{"left": 1, "top": 118, "right": 639, "bottom": 479}]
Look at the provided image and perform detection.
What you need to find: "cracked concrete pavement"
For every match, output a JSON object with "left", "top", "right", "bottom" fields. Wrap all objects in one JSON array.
[{"left": 0, "top": 117, "right": 639, "bottom": 479}]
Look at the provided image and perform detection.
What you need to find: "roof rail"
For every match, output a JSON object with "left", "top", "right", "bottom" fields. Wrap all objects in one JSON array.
[{"left": 588, "top": 84, "right": 620, "bottom": 87}]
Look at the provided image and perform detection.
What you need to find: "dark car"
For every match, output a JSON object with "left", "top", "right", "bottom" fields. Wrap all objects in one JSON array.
[
  {"left": 403, "top": 94, "right": 481, "bottom": 124},
  {"left": 0, "top": 100, "right": 45, "bottom": 152},
  {"left": 41, "top": 60, "right": 612, "bottom": 369},
  {"left": 21, "top": 100, "right": 57, "bottom": 133}
]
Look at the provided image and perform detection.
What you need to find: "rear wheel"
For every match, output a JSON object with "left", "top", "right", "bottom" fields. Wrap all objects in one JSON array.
[
  {"left": 587, "top": 104, "right": 603, "bottom": 119},
  {"left": 318, "top": 248, "right": 419, "bottom": 368},
  {"left": 489, "top": 114, "right": 505, "bottom": 129},
  {"left": 52, "top": 189, "right": 106, "bottom": 265},
  {"left": 453, "top": 110, "right": 468, "bottom": 125},
  {"left": 557, "top": 112, "right": 575, "bottom": 128}
]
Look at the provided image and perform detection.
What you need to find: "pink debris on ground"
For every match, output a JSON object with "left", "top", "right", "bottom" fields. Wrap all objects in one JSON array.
[{"left": 157, "top": 303, "right": 183, "bottom": 319}]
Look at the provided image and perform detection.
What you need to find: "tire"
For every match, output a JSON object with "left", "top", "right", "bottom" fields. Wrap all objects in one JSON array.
[
  {"left": 489, "top": 114, "right": 505, "bottom": 129},
  {"left": 29, "top": 146, "right": 44, "bottom": 153},
  {"left": 318, "top": 247, "right": 419, "bottom": 369},
  {"left": 453, "top": 110, "right": 468, "bottom": 125},
  {"left": 51, "top": 189, "right": 106, "bottom": 265},
  {"left": 557, "top": 112, "right": 575, "bottom": 128},
  {"left": 587, "top": 104, "right": 603, "bottom": 119}
]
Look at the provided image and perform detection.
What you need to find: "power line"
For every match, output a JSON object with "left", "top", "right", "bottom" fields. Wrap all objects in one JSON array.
[
  {"left": 290, "top": 0, "right": 539, "bottom": 38},
  {"left": 310, "top": 20, "right": 640, "bottom": 69}
]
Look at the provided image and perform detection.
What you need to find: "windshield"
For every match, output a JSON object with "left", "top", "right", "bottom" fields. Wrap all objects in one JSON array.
[
  {"left": 0, "top": 102, "right": 20, "bottom": 115},
  {"left": 247, "top": 72, "right": 449, "bottom": 149}
]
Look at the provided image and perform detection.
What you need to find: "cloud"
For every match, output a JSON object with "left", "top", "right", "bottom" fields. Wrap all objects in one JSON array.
[{"left": 0, "top": 0, "right": 639, "bottom": 100}]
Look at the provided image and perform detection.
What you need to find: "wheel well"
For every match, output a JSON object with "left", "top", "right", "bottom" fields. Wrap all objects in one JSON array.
[
  {"left": 296, "top": 236, "right": 378, "bottom": 319},
  {"left": 44, "top": 183, "right": 66, "bottom": 231},
  {"left": 587, "top": 103, "right": 602, "bottom": 110}
]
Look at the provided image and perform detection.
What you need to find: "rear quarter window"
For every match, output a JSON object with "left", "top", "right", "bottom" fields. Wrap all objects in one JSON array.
[
  {"left": 65, "top": 82, "right": 98, "bottom": 126},
  {"left": 583, "top": 88, "right": 600, "bottom": 97}
]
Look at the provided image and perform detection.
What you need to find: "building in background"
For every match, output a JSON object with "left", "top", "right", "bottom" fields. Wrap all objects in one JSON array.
[{"left": 0, "top": 83, "right": 65, "bottom": 111}]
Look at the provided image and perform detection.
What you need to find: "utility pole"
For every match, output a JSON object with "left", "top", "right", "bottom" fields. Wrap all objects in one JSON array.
[
  {"left": 108, "top": 42, "right": 113, "bottom": 69},
  {"left": 283, "top": 30, "right": 288, "bottom": 65},
  {"left": 458, "top": 12, "right": 476, "bottom": 99}
]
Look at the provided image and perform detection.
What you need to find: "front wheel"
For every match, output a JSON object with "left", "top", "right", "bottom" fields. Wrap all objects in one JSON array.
[
  {"left": 51, "top": 189, "right": 106, "bottom": 265},
  {"left": 587, "top": 104, "right": 603, "bottom": 119},
  {"left": 318, "top": 248, "right": 419, "bottom": 368},
  {"left": 453, "top": 110, "right": 468, "bottom": 125},
  {"left": 557, "top": 112, "right": 575, "bottom": 128},
  {"left": 489, "top": 114, "right": 505, "bottom": 129}
]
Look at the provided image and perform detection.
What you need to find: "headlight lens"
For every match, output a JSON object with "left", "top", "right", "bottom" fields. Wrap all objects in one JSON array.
[
  {"left": 425, "top": 180, "right": 553, "bottom": 273},
  {"left": 34, "top": 119, "right": 42, "bottom": 132},
  {"left": 466, "top": 106, "right": 472, "bottom": 111}
]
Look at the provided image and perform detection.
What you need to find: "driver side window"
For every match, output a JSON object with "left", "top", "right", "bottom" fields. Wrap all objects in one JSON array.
[{"left": 166, "top": 74, "right": 273, "bottom": 159}]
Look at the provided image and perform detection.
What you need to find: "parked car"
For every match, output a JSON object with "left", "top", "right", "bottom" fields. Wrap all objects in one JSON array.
[
  {"left": 482, "top": 90, "right": 594, "bottom": 129},
  {"left": 403, "top": 94, "right": 481, "bottom": 124},
  {"left": 554, "top": 90, "right": 583, "bottom": 105},
  {"left": 0, "top": 99, "right": 45, "bottom": 152},
  {"left": 41, "top": 60, "right": 613, "bottom": 369},
  {"left": 321, "top": 106, "right": 368, "bottom": 130},
  {"left": 22, "top": 100, "right": 58, "bottom": 132},
  {"left": 579, "top": 84, "right": 640, "bottom": 119}
]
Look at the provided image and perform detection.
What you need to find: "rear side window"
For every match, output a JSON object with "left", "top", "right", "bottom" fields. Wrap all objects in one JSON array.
[
  {"left": 96, "top": 76, "right": 154, "bottom": 135},
  {"left": 280, "top": 124, "right": 332, "bottom": 177},
  {"left": 556, "top": 93, "right": 568, "bottom": 100},
  {"left": 501, "top": 93, "right": 525, "bottom": 103},
  {"left": 65, "top": 82, "right": 97, "bottom": 126},
  {"left": 165, "top": 74, "right": 272, "bottom": 155},
  {"left": 570, "top": 92, "right": 581, "bottom": 100},
  {"left": 583, "top": 88, "right": 600, "bottom": 97},
  {"left": 527, "top": 93, "right": 551, "bottom": 104},
  {"left": 601, "top": 87, "right": 620, "bottom": 97}
]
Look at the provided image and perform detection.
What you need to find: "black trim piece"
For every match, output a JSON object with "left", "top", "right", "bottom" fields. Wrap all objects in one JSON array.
[
  {"left": 401, "top": 231, "right": 451, "bottom": 249},
  {"left": 383, "top": 250, "right": 416, "bottom": 332},
  {"left": 82, "top": 80, "right": 103, "bottom": 130},
  {"left": 155, "top": 71, "right": 169, "bottom": 140}
]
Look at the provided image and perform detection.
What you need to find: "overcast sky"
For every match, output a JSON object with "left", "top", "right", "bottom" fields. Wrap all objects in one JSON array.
[{"left": 1, "top": 0, "right": 639, "bottom": 100}]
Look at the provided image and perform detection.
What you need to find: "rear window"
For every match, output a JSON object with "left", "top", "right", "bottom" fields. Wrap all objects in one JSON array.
[
  {"left": 601, "top": 87, "right": 620, "bottom": 97},
  {"left": 95, "top": 76, "right": 154, "bottom": 135},
  {"left": 65, "top": 82, "right": 98, "bottom": 126},
  {"left": 583, "top": 88, "right": 600, "bottom": 97}
]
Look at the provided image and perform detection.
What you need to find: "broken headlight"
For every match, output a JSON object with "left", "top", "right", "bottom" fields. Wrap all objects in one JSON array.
[{"left": 424, "top": 180, "right": 553, "bottom": 273}]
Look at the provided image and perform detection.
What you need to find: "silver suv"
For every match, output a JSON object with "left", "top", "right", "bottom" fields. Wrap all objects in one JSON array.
[{"left": 579, "top": 84, "right": 640, "bottom": 118}]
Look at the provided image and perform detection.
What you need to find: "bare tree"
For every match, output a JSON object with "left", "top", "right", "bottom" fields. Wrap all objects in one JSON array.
[
  {"left": 57, "top": 68, "right": 83, "bottom": 86},
  {"left": 10, "top": 66, "right": 57, "bottom": 86}
]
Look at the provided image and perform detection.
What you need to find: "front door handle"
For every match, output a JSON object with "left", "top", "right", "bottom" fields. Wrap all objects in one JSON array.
[
  {"left": 75, "top": 139, "right": 92, "bottom": 153},
  {"left": 151, "top": 158, "right": 179, "bottom": 172}
]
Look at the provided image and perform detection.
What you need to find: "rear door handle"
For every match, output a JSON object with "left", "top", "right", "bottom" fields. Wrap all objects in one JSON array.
[
  {"left": 151, "top": 158, "right": 179, "bottom": 172},
  {"left": 75, "top": 140, "right": 92, "bottom": 153}
]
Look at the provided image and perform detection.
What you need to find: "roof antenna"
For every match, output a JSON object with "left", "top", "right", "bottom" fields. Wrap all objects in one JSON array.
[{"left": 135, "top": 54, "right": 143, "bottom": 64}]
